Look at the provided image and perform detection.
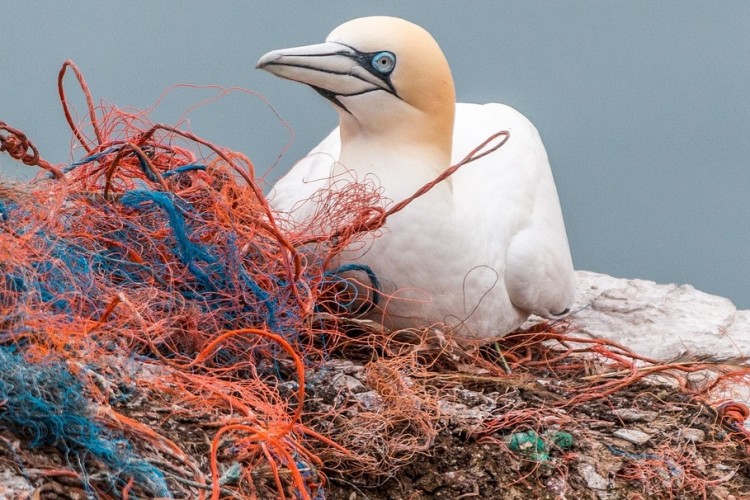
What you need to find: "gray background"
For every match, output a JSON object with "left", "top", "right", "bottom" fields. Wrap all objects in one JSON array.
[{"left": 2, "top": 2, "right": 748, "bottom": 308}]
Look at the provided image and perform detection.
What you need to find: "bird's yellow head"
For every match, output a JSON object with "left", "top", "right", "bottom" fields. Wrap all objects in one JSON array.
[{"left": 257, "top": 16, "right": 455, "bottom": 161}]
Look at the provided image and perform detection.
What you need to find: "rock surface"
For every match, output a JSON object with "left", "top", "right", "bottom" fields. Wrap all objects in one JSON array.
[
  {"left": 562, "top": 271, "right": 750, "bottom": 407},
  {"left": 612, "top": 428, "right": 652, "bottom": 445},
  {"left": 569, "top": 271, "right": 749, "bottom": 361}
]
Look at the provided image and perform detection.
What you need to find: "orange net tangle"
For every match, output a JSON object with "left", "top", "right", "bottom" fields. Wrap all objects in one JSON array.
[{"left": 0, "top": 60, "right": 351, "bottom": 499}]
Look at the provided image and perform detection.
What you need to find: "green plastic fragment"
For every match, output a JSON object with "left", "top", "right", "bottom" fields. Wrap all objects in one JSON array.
[
  {"left": 551, "top": 431, "right": 574, "bottom": 449},
  {"left": 508, "top": 431, "right": 549, "bottom": 461}
]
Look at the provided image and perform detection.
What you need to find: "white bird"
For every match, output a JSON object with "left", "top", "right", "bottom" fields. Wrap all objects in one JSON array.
[{"left": 257, "top": 16, "right": 575, "bottom": 344}]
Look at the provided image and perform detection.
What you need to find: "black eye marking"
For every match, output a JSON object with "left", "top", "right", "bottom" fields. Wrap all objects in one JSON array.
[
  {"left": 316, "top": 43, "right": 402, "bottom": 103},
  {"left": 370, "top": 51, "right": 396, "bottom": 75},
  {"left": 356, "top": 49, "right": 398, "bottom": 95}
]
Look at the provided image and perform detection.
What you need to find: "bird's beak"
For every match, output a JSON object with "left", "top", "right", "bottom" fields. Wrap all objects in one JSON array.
[{"left": 257, "top": 42, "right": 394, "bottom": 106}]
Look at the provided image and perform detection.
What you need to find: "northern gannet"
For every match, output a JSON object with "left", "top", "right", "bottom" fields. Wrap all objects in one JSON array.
[{"left": 257, "top": 16, "right": 575, "bottom": 343}]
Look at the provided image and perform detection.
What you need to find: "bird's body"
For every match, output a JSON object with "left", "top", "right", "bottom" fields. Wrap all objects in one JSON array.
[{"left": 258, "top": 17, "right": 575, "bottom": 343}]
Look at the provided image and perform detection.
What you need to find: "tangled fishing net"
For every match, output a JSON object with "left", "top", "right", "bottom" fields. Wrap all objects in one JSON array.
[
  {"left": 0, "top": 61, "right": 748, "bottom": 499},
  {"left": 0, "top": 61, "right": 343, "bottom": 499}
]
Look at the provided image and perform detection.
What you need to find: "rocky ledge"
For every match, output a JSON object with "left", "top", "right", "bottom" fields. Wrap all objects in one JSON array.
[{"left": 570, "top": 271, "right": 748, "bottom": 362}]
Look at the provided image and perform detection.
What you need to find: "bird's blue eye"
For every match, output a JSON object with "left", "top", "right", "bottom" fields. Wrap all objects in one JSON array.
[{"left": 371, "top": 51, "right": 396, "bottom": 75}]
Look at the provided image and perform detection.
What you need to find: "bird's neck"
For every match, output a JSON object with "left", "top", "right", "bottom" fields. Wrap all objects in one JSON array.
[
  {"left": 335, "top": 110, "right": 454, "bottom": 203},
  {"left": 336, "top": 136, "right": 451, "bottom": 204}
]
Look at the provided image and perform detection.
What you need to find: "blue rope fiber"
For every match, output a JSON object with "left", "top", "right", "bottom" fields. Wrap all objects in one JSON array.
[
  {"left": 606, "top": 444, "right": 682, "bottom": 476},
  {"left": 63, "top": 146, "right": 122, "bottom": 174},
  {"left": 324, "top": 263, "right": 381, "bottom": 314},
  {"left": 0, "top": 199, "right": 16, "bottom": 222},
  {"left": 0, "top": 347, "right": 170, "bottom": 497},
  {"left": 0, "top": 236, "right": 95, "bottom": 318},
  {"left": 132, "top": 148, "right": 157, "bottom": 182},
  {"left": 0, "top": 201, "right": 94, "bottom": 315},
  {"left": 64, "top": 147, "right": 207, "bottom": 180},
  {"left": 163, "top": 164, "right": 206, "bottom": 177},
  {"left": 121, "top": 190, "right": 216, "bottom": 268},
  {"left": 119, "top": 189, "right": 289, "bottom": 332},
  {"left": 37, "top": 240, "right": 96, "bottom": 313},
  {"left": 294, "top": 452, "right": 325, "bottom": 500},
  {"left": 226, "top": 235, "right": 278, "bottom": 330}
]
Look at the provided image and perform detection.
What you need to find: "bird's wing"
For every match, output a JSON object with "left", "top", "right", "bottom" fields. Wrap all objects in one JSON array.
[
  {"left": 451, "top": 103, "right": 575, "bottom": 317},
  {"left": 268, "top": 127, "right": 341, "bottom": 224}
]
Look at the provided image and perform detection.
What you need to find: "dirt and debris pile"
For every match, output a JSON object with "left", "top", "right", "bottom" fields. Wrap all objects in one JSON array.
[{"left": 1, "top": 325, "right": 748, "bottom": 499}]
